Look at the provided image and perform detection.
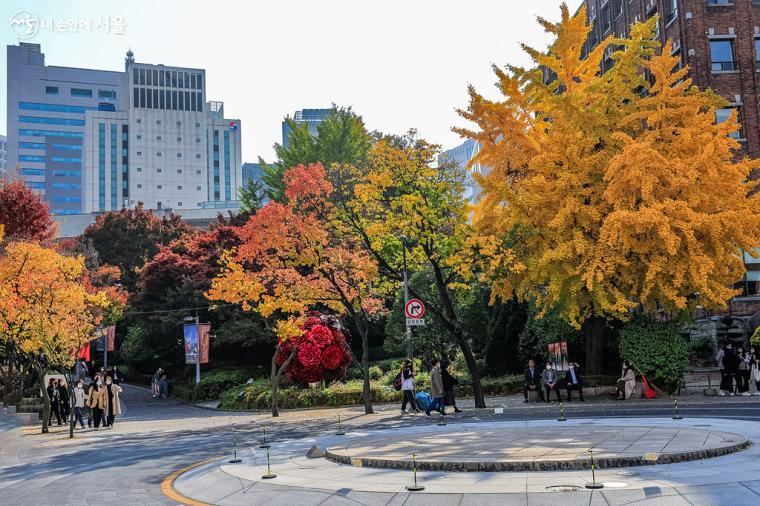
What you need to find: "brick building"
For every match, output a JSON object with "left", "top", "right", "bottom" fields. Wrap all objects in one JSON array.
[{"left": 580, "top": 0, "right": 760, "bottom": 158}]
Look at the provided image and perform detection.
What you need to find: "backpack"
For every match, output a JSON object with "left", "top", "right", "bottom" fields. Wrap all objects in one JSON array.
[{"left": 393, "top": 372, "right": 403, "bottom": 391}]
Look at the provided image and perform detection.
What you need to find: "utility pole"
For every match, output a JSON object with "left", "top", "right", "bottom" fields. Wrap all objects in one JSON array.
[
  {"left": 401, "top": 235, "right": 412, "bottom": 359},
  {"left": 195, "top": 311, "right": 201, "bottom": 384}
]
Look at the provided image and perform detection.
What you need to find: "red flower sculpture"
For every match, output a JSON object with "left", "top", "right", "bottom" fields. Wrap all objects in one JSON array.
[{"left": 277, "top": 312, "right": 352, "bottom": 384}]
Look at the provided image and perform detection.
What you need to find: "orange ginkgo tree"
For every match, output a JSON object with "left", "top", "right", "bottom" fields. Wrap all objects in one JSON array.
[
  {"left": 208, "top": 163, "right": 385, "bottom": 416},
  {"left": 456, "top": 5, "right": 760, "bottom": 372},
  {"left": 0, "top": 235, "right": 113, "bottom": 433}
]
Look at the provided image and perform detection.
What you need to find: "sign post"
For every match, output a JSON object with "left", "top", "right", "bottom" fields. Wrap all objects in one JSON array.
[{"left": 405, "top": 299, "right": 426, "bottom": 327}]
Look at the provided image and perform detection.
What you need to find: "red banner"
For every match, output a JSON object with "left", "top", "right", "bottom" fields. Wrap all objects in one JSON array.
[
  {"left": 75, "top": 343, "right": 90, "bottom": 362},
  {"left": 105, "top": 325, "right": 116, "bottom": 352},
  {"left": 199, "top": 323, "right": 210, "bottom": 364}
]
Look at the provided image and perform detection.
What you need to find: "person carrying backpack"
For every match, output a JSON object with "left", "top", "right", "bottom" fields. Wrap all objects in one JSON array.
[{"left": 396, "top": 359, "right": 419, "bottom": 415}]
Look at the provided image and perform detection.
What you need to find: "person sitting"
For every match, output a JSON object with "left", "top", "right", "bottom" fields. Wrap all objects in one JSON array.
[
  {"left": 565, "top": 361, "right": 584, "bottom": 402},
  {"left": 616, "top": 360, "right": 636, "bottom": 400},
  {"left": 542, "top": 361, "right": 562, "bottom": 402},
  {"left": 523, "top": 359, "right": 543, "bottom": 403}
]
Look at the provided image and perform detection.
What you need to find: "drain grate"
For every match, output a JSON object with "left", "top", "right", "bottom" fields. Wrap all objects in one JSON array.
[{"left": 546, "top": 485, "right": 583, "bottom": 492}]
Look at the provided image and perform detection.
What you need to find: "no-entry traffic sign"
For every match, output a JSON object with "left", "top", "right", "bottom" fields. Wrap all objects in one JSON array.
[{"left": 405, "top": 299, "right": 425, "bottom": 319}]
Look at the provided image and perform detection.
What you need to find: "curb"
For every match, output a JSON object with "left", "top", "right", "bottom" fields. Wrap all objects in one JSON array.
[
  {"left": 161, "top": 457, "right": 223, "bottom": 506},
  {"left": 324, "top": 439, "right": 752, "bottom": 472}
]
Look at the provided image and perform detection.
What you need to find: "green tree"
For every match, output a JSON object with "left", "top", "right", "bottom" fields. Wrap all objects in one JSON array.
[
  {"left": 261, "top": 106, "right": 372, "bottom": 202},
  {"left": 239, "top": 178, "right": 266, "bottom": 213}
]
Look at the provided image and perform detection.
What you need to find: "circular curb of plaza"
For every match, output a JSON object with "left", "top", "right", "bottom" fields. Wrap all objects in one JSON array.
[{"left": 323, "top": 425, "right": 751, "bottom": 472}]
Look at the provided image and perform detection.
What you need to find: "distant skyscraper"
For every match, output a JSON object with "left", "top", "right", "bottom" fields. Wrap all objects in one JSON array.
[
  {"left": 281, "top": 108, "right": 332, "bottom": 148},
  {"left": 242, "top": 162, "right": 265, "bottom": 188},
  {"left": 439, "top": 139, "right": 489, "bottom": 205},
  {"left": 0, "top": 134, "right": 7, "bottom": 175},
  {"left": 6, "top": 43, "right": 242, "bottom": 215}
]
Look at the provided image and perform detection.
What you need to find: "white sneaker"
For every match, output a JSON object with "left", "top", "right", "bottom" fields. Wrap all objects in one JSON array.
[
  {"left": 718, "top": 390, "right": 726, "bottom": 396},
  {"left": 743, "top": 392, "right": 751, "bottom": 396},
  {"left": 754, "top": 392, "right": 760, "bottom": 396}
]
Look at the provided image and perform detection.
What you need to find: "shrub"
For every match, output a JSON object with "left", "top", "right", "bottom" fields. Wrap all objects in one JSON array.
[
  {"left": 172, "top": 369, "right": 252, "bottom": 403},
  {"left": 619, "top": 318, "right": 688, "bottom": 393},
  {"left": 368, "top": 365, "right": 384, "bottom": 381},
  {"left": 751, "top": 326, "right": 760, "bottom": 349},
  {"left": 518, "top": 307, "right": 584, "bottom": 365},
  {"left": 687, "top": 336, "right": 714, "bottom": 361}
]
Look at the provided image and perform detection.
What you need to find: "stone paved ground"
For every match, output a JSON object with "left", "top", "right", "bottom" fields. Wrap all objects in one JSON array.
[{"left": 2, "top": 384, "right": 760, "bottom": 505}]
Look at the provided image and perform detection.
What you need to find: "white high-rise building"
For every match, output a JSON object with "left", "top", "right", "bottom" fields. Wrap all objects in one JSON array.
[
  {"left": 439, "top": 139, "right": 489, "bottom": 205},
  {"left": 7, "top": 43, "right": 242, "bottom": 216}
]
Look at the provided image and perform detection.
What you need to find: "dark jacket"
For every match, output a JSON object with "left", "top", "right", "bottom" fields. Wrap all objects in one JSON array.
[
  {"left": 58, "top": 385, "right": 70, "bottom": 405},
  {"left": 724, "top": 349, "right": 739, "bottom": 374},
  {"left": 565, "top": 368, "right": 583, "bottom": 386},
  {"left": 442, "top": 368, "right": 459, "bottom": 391},
  {"left": 524, "top": 367, "right": 540, "bottom": 385}
]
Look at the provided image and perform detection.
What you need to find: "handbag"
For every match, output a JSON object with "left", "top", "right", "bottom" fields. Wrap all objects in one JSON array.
[{"left": 752, "top": 366, "right": 760, "bottom": 384}]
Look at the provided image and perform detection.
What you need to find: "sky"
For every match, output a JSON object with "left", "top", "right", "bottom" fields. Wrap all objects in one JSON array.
[{"left": 1, "top": 0, "right": 582, "bottom": 162}]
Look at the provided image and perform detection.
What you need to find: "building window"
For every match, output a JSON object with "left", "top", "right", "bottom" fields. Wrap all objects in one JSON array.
[
  {"left": 137, "top": 184, "right": 142, "bottom": 188},
  {"left": 196, "top": 186, "right": 201, "bottom": 191},
  {"left": 196, "top": 170, "right": 201, "bottom": 175},
  {"left": 136, "top": 151, "right": 142, "bottom": 156},
  {"left": 136, "top": 118, "right": 142, "bottom": 124},
  {"left": 98, "top": 90, "right": 117, "bottom": 99},
  {"left": 45, "top": 86, "right": 59, "bottom": 95},
  {"left": 716, "top": 107, "right": 743, "bottom": 138},
  {"left": 156, "top": 136, "right": 162, "bottom": 141},
  {"left": 19, "top": 102, "right": 90, "bottom": 113},
  {"left": 157, "top": 120, "right": 162, "bottom": 125},
  {"left": 666, "top": 0, "right": 678, "bottom": 24},
  {"left": 157, "top": 185, "right": 162, "bottom": 189},
  {"left": 196, "top": 137, "right": 201, "bottom": 143},
  {"left": 137, "top": 167, "right": 142, "bottom": 172},
  {"left": 195, "top": 122, "right": 200, "bottom": 128},
  {"left": 195, "top": 154, "right": 201, "bottom": 159},
  {"left": 71, "top": 88, "right": 93, "bottom": 97},
  {"left": 601, "top": 5, "right": 611, "bottom": 33},
  {"left": 177, "top": 169, "right": 183, "bottom": 174},
  {"left": 19, "top": 116, "right": 85, "bottom": 126},
  {"left": 707, "top": 0, "right": 733, "bottom": 5},
  {"left": 755, "top": 38, "right": 760, "bottom": 71},
  {"left": 177, "top": 186, "right": 183, "bottom": 190},
  {"left": 177, "top": 153, "right": 182, "bottom": 158},
  {"left": 710, "top": 39, "right": 736, "bottom": 71},
  {"left": 157, "top": 168, "right": 162, "bottom": 173},
  {"left": 136, "top": 134, "right": 141, "bottom": 140},
  {"left": 177, "top": 202, "right": 182, "bottom": 207},
  {"left": 176, "top": 121, "right": 182, "bottom": 127},
  {"left": 157, "top": 152, "right": 162, "bottom": 157}
]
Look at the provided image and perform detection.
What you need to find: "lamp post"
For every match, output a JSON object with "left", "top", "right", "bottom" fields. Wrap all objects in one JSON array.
[
  {"left": 184, "top": 314, "right": 201, "bottom": 384},
  {"left": 400, "top": 235, "right": 412, "bottom": 359}
]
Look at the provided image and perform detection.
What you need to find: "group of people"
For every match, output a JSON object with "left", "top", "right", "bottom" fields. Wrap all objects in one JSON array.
[
  {"left": 46, "top": 364, "right": 124, "bottom": 430},
  {"left": 716, "top": 343, "right": 760, "bottom": 396},
  {"left": 398, "top": 358, "right": 462, "bottom": 417},
  {"left": 523, "top": 359, "right": 586, "bottom": 403}
]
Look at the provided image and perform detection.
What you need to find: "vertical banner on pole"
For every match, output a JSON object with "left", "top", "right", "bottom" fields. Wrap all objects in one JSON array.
[
  {"left": 184, "top": 324, "right": 199, "bottom": 364},
  {"left": 106, "top": 325, "right": 116, "bottom": 352},
  {"left": 96, "top": 328, "right": 105, "bottom": 352},
  {"left": 198, "top": 323, "right": 211, "bottom": 364}
]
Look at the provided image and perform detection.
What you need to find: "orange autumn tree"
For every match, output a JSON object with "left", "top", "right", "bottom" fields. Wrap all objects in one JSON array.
[
  {"left": 457, "top": 5, "right": 760, "bottom": 372},
  {"left": 0, "top": 238, "right": 111, "bottom": 432},
  {"left": 208, "top": 163, "right": 384, "bottom": 416}
]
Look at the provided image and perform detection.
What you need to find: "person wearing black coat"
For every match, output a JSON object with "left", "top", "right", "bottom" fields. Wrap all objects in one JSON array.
[
  {"left": 723, "top": 344, "right": 739, "bottom": 395},
  {"left": 565, "top": 361, "right": 584, "bottom": 402},
  {"left": 523, "top": 359, "right": 544, "bottom": 402},
  {"left": 57, "top": 379, "right": 71, "bottom": 423},
  {"left": 46, "top": 378, "right": 62, "bottom": 426},
  {"left": 441, "top": 360, "right": 462, "bottom": 413}
]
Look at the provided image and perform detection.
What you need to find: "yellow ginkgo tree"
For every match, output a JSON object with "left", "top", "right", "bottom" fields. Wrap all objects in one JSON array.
[
  {"left": 0, "top": 238, "right": 111, "bottom": 433},
  {"left": 457, "top": 5, "right": 760, "bottom": 372}
]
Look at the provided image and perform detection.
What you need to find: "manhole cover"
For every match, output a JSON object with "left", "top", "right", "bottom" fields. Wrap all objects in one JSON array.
[{"left": 546, "top": 485, "right": 583, "bottom": 492}]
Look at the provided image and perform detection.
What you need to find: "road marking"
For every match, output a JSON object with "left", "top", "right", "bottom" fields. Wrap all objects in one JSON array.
[{"left": 161, "top": 457, "right": 222, "bottom": 506}]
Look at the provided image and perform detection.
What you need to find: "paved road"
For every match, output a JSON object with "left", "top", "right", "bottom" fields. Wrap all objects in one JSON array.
[{"left": 2, "top": 385, "right": 760, "bottom": 505}]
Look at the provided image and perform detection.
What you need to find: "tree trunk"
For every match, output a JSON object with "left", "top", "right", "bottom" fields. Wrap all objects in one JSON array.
[
  {"left": 270, "top": 349, "right": 280, "bottom": 418},
  {"left": 583, "top": 314, "right": 607, "bottom": 374},
  {"left": 358, "top": 320, "right": 374, "bottom": 415},
  {"left": 428, "top": 260, "right": 486, "bottom": 408},
  {"left": 68, "top": 370, "right": 75, "bottom": 439},
  {"left": 35, "top": 364, "right": 50, "bottom": 434}
]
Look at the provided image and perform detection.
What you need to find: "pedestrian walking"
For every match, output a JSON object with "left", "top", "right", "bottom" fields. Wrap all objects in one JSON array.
[
  {"left": 87, "top": 377, "right": 106, "bottom": 429},
  {"left": 738, "top": 349, "right": 751, "bottom": 396},
  {"left": 57, "top": 378, "right": 70, "bottom": 424},
  {"left": 441, "top": 360, "right": 462, "bottom": 413},
  {"left": 426, "top": 358, "right": 446, "bottom": 417},
  {"left": 159, "top": 370, "right": 169, "bottom": 398},
  {"left": 46, "top": 378, "right": 62, "bottom": 426},
  {"left": 112, "top": 366, "right": 123, "bottom": 385},
  {"left": 722, "top": 344, "right": 738, "bottom": 396},
  {"left": 72, "top": 379, "right": 86, "bottom": 429},
  {"left": 103, "top": 376, "right": 122, "bottom": 428},
  {"left": 542, "top": 361, "right": 562, "bottom": 402},
  {"left": 151, "top": 369, "right": 161, "bottom": 398},
  {"left": 399, "top": 360, "right": 419, "bottom": 415}
]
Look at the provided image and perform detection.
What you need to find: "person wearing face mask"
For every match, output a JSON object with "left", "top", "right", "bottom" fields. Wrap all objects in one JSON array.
[
  {"left": 72, "top": 380, "right": 87, "bottom": 429},
  {"left": 542, "top": 361, "right": 562, "bottom": 402},
  {"left": 616, "top": 360, "right": 636, "bottom": 400},
  {"left": 46, "top": 378, "right": 62, "bottom": 426},
  {"left": 103, "top": 376, "right": 123, "bottom": 428},
  {"left": 565, "top": 361, "right": 584, "bottom": 402},
  {"left": 738, "top": 348, "right": 751, "bottom": 396},
  {"left": 722, "top": 343, "right": 738, "bottom": 396},
  {"left": 87, "top": 377, "right": 106, "bottom": 429}
]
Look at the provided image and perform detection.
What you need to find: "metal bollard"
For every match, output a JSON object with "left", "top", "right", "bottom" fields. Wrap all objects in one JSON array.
[
  {"left": 261, "top": 445, "right": 277, "bottom": 479},
  {"left": 335, "top": 415, "right": 345, "bottom": 435},
  {"left": 672, "top": 399, "right": 683, "bottom": 420},
  {"left": 229, "top": 435, "right": 242, "bottom": 463},
  {"left": 557, "top": 401, "right": 567, "bottom": 422},
  {"left": 405, "top": 453, "right": 425, "bottom": 491},
  {"left": 585, "top": 449, "right": 604, "bottom": 489},
  {"left": 259, "top": 426, "right": 270, "bottom": 449}
]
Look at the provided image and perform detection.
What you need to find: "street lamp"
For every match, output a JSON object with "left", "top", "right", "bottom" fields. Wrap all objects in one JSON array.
[
  {"left": 399, "top": 235, "right": 412, "bottom": 359},
  {"left": 183, "top": 314, "right": 201, "bottom": 384}
]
